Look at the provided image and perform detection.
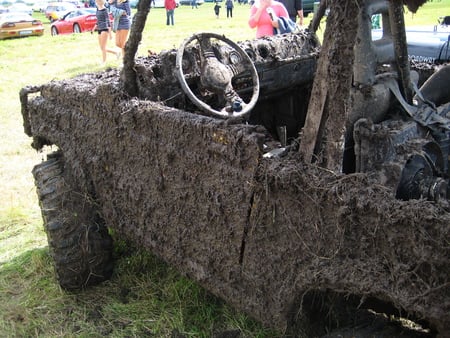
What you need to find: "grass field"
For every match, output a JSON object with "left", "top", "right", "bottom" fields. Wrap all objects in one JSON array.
[{"left": 1, "top": 1, "right": 449, "bottom": 337}]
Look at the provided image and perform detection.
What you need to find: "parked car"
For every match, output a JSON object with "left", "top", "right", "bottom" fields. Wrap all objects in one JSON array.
[
  {"left": 0, "top": 12, "right": 44, "bottom": 39},
  {"left": 32, "top": 0, "right": 49, "bottom": 12},
  {"left": 45, "top": 1, "right": 76, "bottom": 22},
  {"left": 372, "top": 21, "right": 450, "bottom": 63},
  {"left": 302, "top": 0, "right": 317, "bottom": 17},
  {"left": 50, "top": 8, "right": 107, "bottom": 35},
  {"left": 66, "top": 0, "right": 82, "bottom": 7},
  {"left": 23, "top": 0, "right": 37, "bottom": 7},
  {"left": 179, "top": 0, "right": 203, "bottom": 5},
  {"left": 0, "top": 0, "right": 12, "bottom": 7},
  {"left": 7, "top": 3, "right": 33, "bottom": 15},
  {"left": 405, "top": 25, "right": 450, "bottom": 62}
]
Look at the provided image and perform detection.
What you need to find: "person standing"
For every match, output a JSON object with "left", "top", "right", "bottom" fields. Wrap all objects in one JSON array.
[
  {"left": 279, "top": 0, "right": 303, "bottom": 25},
  {"left": 108, "top": 0, "right": 131, "bottom": 58},
  {"left": 92, "top": 0, "right": 120, "bottom": 64},
  {"left": 165, "top": 0, "right": 176, "bottom": 25},
  {"left": 214, "top": 1, "right": 221, "bottom": 18},
  {"left": 248, "top": 0, "right": 289, "bottom": 38},
  {"left": 226, "top": 0, "right": 233, "bottom": 18},
  {"left": 191, "top": 0, "right": 198, "bottom": 9}
]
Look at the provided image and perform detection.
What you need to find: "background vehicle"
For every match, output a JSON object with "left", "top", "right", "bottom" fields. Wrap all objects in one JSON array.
[
  {"left": 66, "top": 0, "right": 82, "bottom": 7},
  {"left": 50, "top": 8, "right": 110, "bottom": 35},
  {"left": 302, "top": 0, "right": 317, "bottom": 16},
  {"left": 372, "top": 21, "right": 450, "bottom": 63},
  {"left": 179, "top": 0, "right": 203, "bottom": 5},
  {"left": 7, "top": 3, "right": 33, "bottom": 15},
  {"left": 0, "top": 12, "right": 43, "bottom": 39},
  {"left": 405, "top": 25, "right": 450, "bottom": 62},
  {"left": 0, "top": 0, "right": 13, "bottom": 7},
  {"left": 44, "top": 1, "right": 76, "bottom": 22},
  {"left": 32, "top": 1, "right": 49, "bottom": 12},
  {"left": 20, "top": 0, "right": 449, "bottom": 336}
]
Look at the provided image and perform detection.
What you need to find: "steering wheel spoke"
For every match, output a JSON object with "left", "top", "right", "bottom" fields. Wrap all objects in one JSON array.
[{"left": 176, "top": 32, "right": 260, "bottom": 118}]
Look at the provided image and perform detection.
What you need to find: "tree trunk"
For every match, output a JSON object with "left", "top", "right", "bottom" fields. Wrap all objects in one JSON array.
[
  {"left": 122, "top": 0, "right": 152, "bottom": 97},
  {"left": 299, "top": 1, "right": 360, "bottom": 172}
]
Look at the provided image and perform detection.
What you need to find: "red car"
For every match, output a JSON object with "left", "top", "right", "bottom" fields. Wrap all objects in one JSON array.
[{"left": 50, "top": 8, "right": 111, "bottom": 35}]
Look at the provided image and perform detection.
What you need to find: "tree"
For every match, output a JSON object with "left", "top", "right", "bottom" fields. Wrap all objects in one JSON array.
[
  {"left": 299, "top": 0, "right": 359, "bottom": 172},
  {"left": 122, "top": 0, "right": 152, "bottom": 97}
]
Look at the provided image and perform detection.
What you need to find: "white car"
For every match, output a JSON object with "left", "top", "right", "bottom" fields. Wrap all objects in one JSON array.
[
  {"left": 32, "top": 1, "right": 49, "bottom": 12},
  {"left": 151, "top": 0, "right": 166, "bottom": 7},
  {"left": 7, "top": 3, "right": 33, "bottom": 15},
  {"left": 179, "top": 0, "right": 203, "bottom": 5}
]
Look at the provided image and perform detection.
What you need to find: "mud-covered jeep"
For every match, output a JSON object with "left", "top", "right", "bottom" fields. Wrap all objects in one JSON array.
[{"left": 20, "top": 0, "right": 449, "bottom": 336}]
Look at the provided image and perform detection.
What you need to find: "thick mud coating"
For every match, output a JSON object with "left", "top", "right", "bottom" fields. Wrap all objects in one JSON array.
[{"left": 21, "top": 67, "right": 449, "bottom": 336}]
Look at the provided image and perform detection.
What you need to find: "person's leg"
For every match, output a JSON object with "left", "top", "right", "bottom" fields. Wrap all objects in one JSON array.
[
  {"left": 100, "top": 31, "right": 119, "bottom": 62},
  {"left": 98, "top": 31, "right": 108, "bottom": 62},
  {"left": 115, "top": 29, "right": 129, "bottom": 56},
  {"left": 171, "top": 10, "right": 174, "bottom": 25},
  {"left": 166, "top": 10, "right": 170, "bottom": 25}
]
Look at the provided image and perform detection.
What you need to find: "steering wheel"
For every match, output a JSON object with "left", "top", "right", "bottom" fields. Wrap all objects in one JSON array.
[{"left": 175, "top": 32, "right": 260, "bottom": 118}]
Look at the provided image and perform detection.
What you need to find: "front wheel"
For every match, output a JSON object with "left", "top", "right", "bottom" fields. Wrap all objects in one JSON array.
[
  {"left": 73, "top": 23, "right": 81, "bottom": 33},
  {"left": 51, "top": 26, "right": 58, "bottom": 36},
  {"left": 32, "top": 151, "right": 114, "bottom": 290}
]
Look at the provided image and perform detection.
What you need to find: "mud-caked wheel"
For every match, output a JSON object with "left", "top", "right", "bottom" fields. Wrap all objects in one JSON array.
[{"left": 32, "top": 152, "right": 113, "bottom": 290}]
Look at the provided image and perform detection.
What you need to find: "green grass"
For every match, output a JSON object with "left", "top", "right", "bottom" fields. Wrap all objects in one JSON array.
[
  {"left": 403, "top": 0, "right": 450, "bottom": 24},
  {"left": 0, "top": 248, "right": 277, "bottom": 336},
  {"left": 1, "top": 1, "right": 449, "bottom": 337}
]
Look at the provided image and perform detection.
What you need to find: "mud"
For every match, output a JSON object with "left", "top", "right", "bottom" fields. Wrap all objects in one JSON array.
[{"left": 21, "top": 64, "right": 450, "bottom": 336}]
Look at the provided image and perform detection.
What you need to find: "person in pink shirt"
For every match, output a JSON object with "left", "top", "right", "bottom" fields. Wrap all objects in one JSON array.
[
  {"left": 248, "top": 0, "right": 289, "bottom": 38},
  {"left": 165, "top": 0, "right": 177, "bottom": 25}
]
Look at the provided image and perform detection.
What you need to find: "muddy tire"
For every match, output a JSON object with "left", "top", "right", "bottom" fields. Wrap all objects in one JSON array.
[{"left": 32, "top": 152, "right": 113, "bottom": 290}]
